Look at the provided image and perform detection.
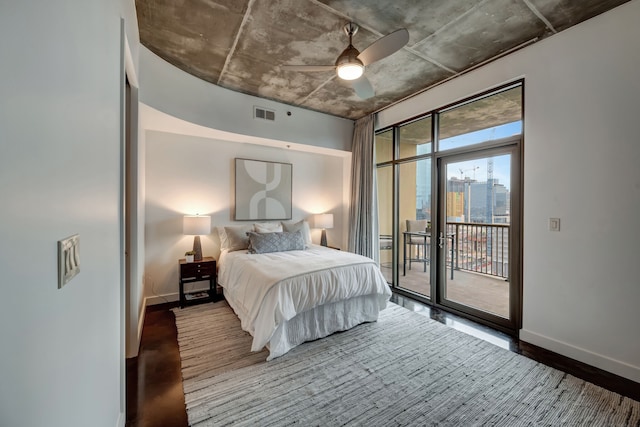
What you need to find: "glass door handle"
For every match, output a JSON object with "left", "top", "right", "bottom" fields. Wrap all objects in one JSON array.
[{"left": 439, "top": 232, "right": 445, "bottom": 249}]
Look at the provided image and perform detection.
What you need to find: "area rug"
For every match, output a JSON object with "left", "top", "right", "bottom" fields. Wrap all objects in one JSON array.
[{"left": 173, "top": 301, "right": 640, "bottom": 426}]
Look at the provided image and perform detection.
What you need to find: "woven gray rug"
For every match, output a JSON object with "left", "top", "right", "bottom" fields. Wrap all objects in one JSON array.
[{"left": 173, "top": 302, "right": 640, "bottom": 426}]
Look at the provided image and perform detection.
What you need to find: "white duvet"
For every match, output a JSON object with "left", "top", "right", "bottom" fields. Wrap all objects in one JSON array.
[{"left": 218, "top": 245, "right": 391, "bottom": 357}]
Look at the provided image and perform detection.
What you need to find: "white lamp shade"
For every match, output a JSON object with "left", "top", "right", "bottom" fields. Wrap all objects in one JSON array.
[
  {"left": 183, "top": 215, "right": 211, "bottom": 235},
  {"left": 314, "top": 213, "right": 334, "bottom": 229}
]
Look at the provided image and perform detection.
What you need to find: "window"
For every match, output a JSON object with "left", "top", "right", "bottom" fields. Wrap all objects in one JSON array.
[
  {"left": 439, "top": 86, "right": 522, "bottom": 151},
  {"left": 375, "top": 129, "right": 393, "bottom": 164},
  {"left": 398, "top": 116, "right": 432, "bottom": 159}
]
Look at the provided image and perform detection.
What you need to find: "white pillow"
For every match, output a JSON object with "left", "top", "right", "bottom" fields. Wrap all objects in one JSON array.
[
  {"left": 281, "top": 220, "right": 312, "bottom": 247},
  {"left": 219, "top": 225, "right": 252, "bottom": 251},
  {"left": 253, "top": 222, "right": 283, "bottom": 233},
  {"left": 217, "top": 227, "right": 228, "bottom": 250}
]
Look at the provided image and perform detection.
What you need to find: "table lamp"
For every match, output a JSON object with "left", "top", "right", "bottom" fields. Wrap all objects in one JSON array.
[
  {"left": 314, "top": 213, "right": 333, "bottom": 247},
  {"left": 183, "top": 215, "right": 211, "bottom": 261}
]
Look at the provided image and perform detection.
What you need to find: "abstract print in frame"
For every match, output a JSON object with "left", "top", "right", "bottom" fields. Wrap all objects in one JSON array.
[{"left": 235, "top": 158, "right": 292, "bottom": 220}]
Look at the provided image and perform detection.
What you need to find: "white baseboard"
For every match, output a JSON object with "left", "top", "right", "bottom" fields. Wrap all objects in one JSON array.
[
  {"left": 145, "top": 286, "right": 212, "bottom": 306},
  {"left": 116, "top": 411, "right": 125, "bottom": 427},
  {"left": 145, "top": 291, "right": 179, "bottom": 306},
  {"left": 135, "top": 300, "right": 146, "bottom": 351},
  {"left": 126, "top": 298, "right": 147, "bottom": 359},
  {"left": 520, "top": 329, "right": 640, "bottom": 383}
]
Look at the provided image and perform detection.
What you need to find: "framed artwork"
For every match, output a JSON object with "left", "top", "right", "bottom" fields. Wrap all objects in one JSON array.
[{"left": 234, "top": 158, "right": 292, "bottom": 220}]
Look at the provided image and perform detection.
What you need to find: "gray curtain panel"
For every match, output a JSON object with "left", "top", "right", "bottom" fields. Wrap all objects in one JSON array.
[{"left": 348, "top": 114, "right": 379, "bottom": 263}]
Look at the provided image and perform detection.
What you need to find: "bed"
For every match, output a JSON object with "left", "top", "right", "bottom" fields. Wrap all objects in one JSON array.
[{"left": 217, "top": 222, "right": 391, "bottom": 360}]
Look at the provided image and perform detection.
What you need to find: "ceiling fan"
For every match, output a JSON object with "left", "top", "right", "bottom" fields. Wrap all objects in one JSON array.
[{"left": 282, "top": 22, "right": 409, "bottom": 99}]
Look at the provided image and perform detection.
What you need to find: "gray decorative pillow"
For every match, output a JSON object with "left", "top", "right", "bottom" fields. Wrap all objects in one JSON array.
[
  {"left": 247, "top": 231, "right": 305, "bottom": 254},
  {"left": 224, "top": 225, "right": 253, "bottom": 252},
  {"left": 281, "top": 220, "right": 312, "bottom": 247}
]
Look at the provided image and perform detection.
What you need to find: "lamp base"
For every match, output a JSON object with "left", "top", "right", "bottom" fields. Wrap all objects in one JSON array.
[
  {"left": 320, "top": 229, "right": 328, "bottom": 247},
  {"left": 193, "top": 236, "right": 203, "bottom": 261}
]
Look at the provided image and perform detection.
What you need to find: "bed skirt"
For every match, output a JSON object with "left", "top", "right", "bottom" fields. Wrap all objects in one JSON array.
[{"left": 266, "top": 294, "right": 386, "bottom": 360}]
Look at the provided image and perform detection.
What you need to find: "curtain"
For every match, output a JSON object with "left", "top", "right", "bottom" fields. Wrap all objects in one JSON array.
[{"left": 347, "top": 114, "right": 379, "bottom": 262}]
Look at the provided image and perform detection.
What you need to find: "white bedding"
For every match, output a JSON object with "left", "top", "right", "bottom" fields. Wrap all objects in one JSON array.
[{"left": 218, "top": 245, "right": 391, "bottom": 359}]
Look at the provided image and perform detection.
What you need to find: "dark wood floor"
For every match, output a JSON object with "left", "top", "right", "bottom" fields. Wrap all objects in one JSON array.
[
  {"left": 125, "top": 294, "right": 639, "bottom": 427},
  {"left": 126, "top": 304, "right": 188, "bottom": 427}
]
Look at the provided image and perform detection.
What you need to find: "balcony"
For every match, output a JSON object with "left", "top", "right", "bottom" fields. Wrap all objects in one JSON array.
[{"left": 380, "top": 222, "right": 510, "bottom": 318}]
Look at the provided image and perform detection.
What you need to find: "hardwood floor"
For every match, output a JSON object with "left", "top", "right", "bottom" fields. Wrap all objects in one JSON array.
[
  {"left": 126, "top": 303, "right": 188, "bottom": 427},
  {"left": 126, "top": 294, "right": 639, "bottom": 427}
]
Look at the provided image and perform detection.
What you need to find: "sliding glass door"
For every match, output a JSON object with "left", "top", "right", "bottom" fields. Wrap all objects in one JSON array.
[{"left": 436, "top": 145, "right": 520, "bottom": 328}]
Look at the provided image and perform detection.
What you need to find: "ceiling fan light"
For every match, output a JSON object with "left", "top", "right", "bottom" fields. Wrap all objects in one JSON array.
[{"left": 337, "top": 63, "right": 364, "bottom": 80}]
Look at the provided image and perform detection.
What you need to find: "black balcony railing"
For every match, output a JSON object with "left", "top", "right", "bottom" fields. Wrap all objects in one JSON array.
[{"left": 447, "top": 222, "right": 509, "bottom": 279}]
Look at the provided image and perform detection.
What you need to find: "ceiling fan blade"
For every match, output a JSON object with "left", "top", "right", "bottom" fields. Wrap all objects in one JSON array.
[
  {"left": 281, "top": 65, "right": 335, "bottom": 72},
  {"left": 351, "top": 76, "right": 375, "bottom": 99},
  {"left": 357, "top": 28, "right": 409, "bottom": 66}
]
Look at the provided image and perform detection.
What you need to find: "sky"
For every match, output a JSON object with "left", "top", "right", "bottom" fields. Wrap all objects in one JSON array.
[{"left": 442, "top": 121, "right": 521, "bottom": 190}]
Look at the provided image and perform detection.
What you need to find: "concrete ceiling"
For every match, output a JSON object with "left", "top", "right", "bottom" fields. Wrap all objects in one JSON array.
[{"left": 136, "top": 0, "right": 629, "bottom": 121}]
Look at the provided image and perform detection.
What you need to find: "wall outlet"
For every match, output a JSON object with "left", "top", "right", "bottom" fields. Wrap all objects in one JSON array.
[
  {"left": 58, "top": 234, "right": 80, "bottom": 288},
  {"left": 549, "top": 218, "right": 560, "bottom": 232}
]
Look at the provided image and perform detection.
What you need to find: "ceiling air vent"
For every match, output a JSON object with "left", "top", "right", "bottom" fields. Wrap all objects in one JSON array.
[{"left": 254, "top": 106, "right": 275, "bottom": 122}]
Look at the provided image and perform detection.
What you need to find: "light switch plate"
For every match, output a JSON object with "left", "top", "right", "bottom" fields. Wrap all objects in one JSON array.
[
  {"left": 549, "top": 218, "right": 561, "bottom": 232},
  {"left": 58, "top": 234, "right": 80, "bottom": 288}
]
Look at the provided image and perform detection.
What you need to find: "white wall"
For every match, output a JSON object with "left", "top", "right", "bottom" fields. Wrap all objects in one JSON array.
[
  {"left": 379, "top": 1, "right": 640, "bottom": 382},
  {"left": 144, "top": 131, "right": 349, "bottom": 304},
  {"left": 139, "top": 46, "right": 354, "bottom": 153},
  {"left": 119, "top": 0, "right": 146, "bottom": 361},
  {"left": 126, "top": 84, "right": 146, "bottom": 359},
  {"left": 0, "top": 1, "right": 138, "bottom": 426}
]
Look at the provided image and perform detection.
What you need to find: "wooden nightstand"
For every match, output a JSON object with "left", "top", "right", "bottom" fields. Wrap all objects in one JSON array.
[{"left": 179, "top": 257, "right": 216, "bottom": 308}]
